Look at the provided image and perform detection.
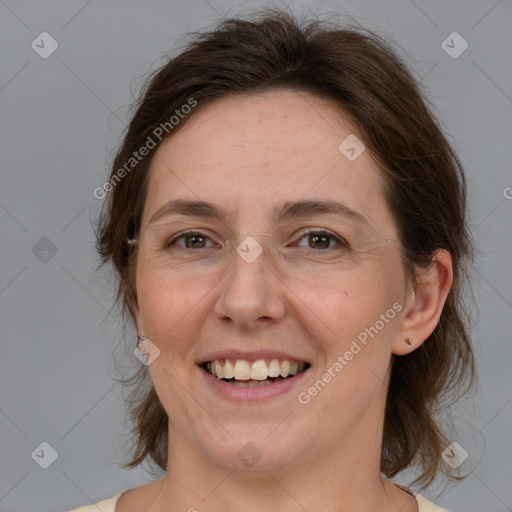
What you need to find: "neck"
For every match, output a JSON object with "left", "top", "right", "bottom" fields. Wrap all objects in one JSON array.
[{"left": 150, "top": 399, "right": 417, "bottom": 512}]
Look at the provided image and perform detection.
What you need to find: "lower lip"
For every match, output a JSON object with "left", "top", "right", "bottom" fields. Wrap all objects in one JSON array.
[{"left": 199, "top": 365, "right": 310, "bottom": 402}]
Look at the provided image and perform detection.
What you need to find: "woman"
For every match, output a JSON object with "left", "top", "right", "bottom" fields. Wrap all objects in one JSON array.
[{"left": 71, "top": 9, "right": 475, "bottom": 512}]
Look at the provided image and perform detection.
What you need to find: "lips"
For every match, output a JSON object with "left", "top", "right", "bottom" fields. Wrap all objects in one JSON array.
[{"left": 199, "top": 358, "right": 310, "bottom": 400}]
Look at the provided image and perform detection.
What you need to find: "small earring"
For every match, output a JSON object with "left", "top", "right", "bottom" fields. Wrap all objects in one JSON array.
[
  {"left": 405, "top": 337, "right": 413, "bottom": 346},
  {"left": 127, "top": 238, "right": 138, "bottom": 246}
]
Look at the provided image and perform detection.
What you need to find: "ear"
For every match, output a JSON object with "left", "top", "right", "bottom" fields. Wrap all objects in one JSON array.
[{"left": 392, "top": 249, "right": 453, "bottom": 355}]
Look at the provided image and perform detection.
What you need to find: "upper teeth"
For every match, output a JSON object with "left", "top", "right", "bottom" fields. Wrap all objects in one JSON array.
[{"left": 206, "top": 359, "right": 306, "bottom": 380}]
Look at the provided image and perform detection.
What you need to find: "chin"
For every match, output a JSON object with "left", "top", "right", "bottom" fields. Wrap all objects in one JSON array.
[{"left": 197, "top": 426, "right": 303, "bottom": 472}]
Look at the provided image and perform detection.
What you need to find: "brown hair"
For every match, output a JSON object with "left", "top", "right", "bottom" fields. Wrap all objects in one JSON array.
[{"left": 95, "top": 9, "right": 476, "bottom": 487}]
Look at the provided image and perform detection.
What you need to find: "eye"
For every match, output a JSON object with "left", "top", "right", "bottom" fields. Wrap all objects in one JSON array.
[
  {"left": 166, "top": 231, "right": 220, "bottom": 250},
  {"left": 292, "top": 230, "right": 348, "bottom": 251}
]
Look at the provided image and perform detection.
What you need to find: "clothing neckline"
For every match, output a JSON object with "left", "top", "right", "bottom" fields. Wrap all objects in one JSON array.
[
  {"left": 113, "top": 482, "right": 420, "bottom": 512},
  {"left": 393, "top": 483, "right": 419, "bottom": 511}
]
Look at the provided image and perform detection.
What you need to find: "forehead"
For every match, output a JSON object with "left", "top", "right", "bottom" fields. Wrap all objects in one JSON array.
[{"left": 142, "top": 89, "right": 395, "bottom": 234}]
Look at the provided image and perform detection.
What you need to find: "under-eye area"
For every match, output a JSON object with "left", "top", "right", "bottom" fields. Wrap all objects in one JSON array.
[{"left": 200, "top": 359, "right": 311, "bottom": 387}]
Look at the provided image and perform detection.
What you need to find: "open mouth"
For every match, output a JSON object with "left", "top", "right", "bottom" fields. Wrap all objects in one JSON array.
[{"left": 201, "top": 359, "right": 310, "bottom": 387}]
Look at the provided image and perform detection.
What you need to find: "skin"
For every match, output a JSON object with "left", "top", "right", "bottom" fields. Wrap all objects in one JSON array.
[{"left": 117, "top": 89, "right": 453, "bottom": 512}]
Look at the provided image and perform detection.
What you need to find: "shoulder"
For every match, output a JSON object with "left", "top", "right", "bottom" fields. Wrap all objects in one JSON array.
[
  {"left": 67, "top": 491, "right": 126, "bottom": 512},
  {"left": 67, "top": 478, "right": 164, "bottom": 512},
  {"left": 416, "top": 492, "right": 453, "bottom": 512},
  {"left": 393, "top": 482, "right": 452, "bottom": 512}
]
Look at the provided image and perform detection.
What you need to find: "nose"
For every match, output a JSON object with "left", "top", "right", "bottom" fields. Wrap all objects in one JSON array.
[{"left": 213, "top": 241, "right": 286, "bottom": 332}]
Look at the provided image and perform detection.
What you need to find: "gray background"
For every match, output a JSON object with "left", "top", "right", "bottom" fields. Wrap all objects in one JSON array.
[{"left": 0, "top": 0, "right": 511, "bottom": 511}]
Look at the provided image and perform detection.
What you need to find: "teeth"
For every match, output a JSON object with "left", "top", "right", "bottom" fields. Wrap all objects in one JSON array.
[
  {"left": 268, "top": 359, "right": 281, "bottom": 378},
  {"left": 233, "top": 360, "right": 251, "bottom": 380},
  {"left": 223, "top": 360, "right": 234, "bottom": 379},
  {"left": 205, "top": 358, "right": 308, "bottom": 381},
  {"left": 214, "top": 361, "right": 223, "bottom": 379},
  {"left": 280, "top": 360, "right": 290, "bottom": 378},
  {"left": 251, "top": 359, "right": 268, "bottom": 380}
]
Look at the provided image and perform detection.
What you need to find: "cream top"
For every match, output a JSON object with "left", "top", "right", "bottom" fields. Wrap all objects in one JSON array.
[{"left": 68, "top": 484, "right": 452, "bottom": 511}]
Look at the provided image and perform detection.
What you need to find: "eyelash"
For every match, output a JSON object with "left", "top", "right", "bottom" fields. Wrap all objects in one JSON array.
[{"left": 165, "top": 229, "right": 349, "bottom": 252}]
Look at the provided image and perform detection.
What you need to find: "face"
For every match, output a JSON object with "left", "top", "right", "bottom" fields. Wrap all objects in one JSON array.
[{"left": 133, "top": 89, "right": 410, "bottom": 472}]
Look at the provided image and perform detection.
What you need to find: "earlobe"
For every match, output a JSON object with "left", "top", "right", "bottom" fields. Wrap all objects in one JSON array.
[{"left": 393, "top": 249, "right": 453, "bottom": 356}]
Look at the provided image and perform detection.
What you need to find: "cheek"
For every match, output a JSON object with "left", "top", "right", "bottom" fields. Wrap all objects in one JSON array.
[
  {"left": 135, "top": 263, "right": 211, "bottom": 356},
  {"left": 298, "top": 269, "right": 402, "bottom": 417},
  {"left": 291, "top": 267, "right": 401, "bottom": 344}
]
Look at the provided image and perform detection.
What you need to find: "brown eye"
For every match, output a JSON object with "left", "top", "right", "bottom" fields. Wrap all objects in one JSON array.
[
  {"left": 294, "top": 230, "right": 348, "bottom": 251},
  {"left": 184, "top": 234, "right": 207, "bottom": 248},
  {"left": 308, "top": 233, "right": 331, "bottom": 249},
  {"left": 166, "top": 231, "right": 218, "bottom": 250}
]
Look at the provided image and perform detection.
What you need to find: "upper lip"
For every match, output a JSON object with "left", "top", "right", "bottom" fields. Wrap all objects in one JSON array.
[{"left": 197, "top": 349, "right": 310, "bottom": 365}]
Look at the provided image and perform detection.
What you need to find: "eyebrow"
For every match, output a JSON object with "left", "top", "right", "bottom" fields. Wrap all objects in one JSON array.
[{"left": 147, "top": 198, "right": 368, "bottom": 227}]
